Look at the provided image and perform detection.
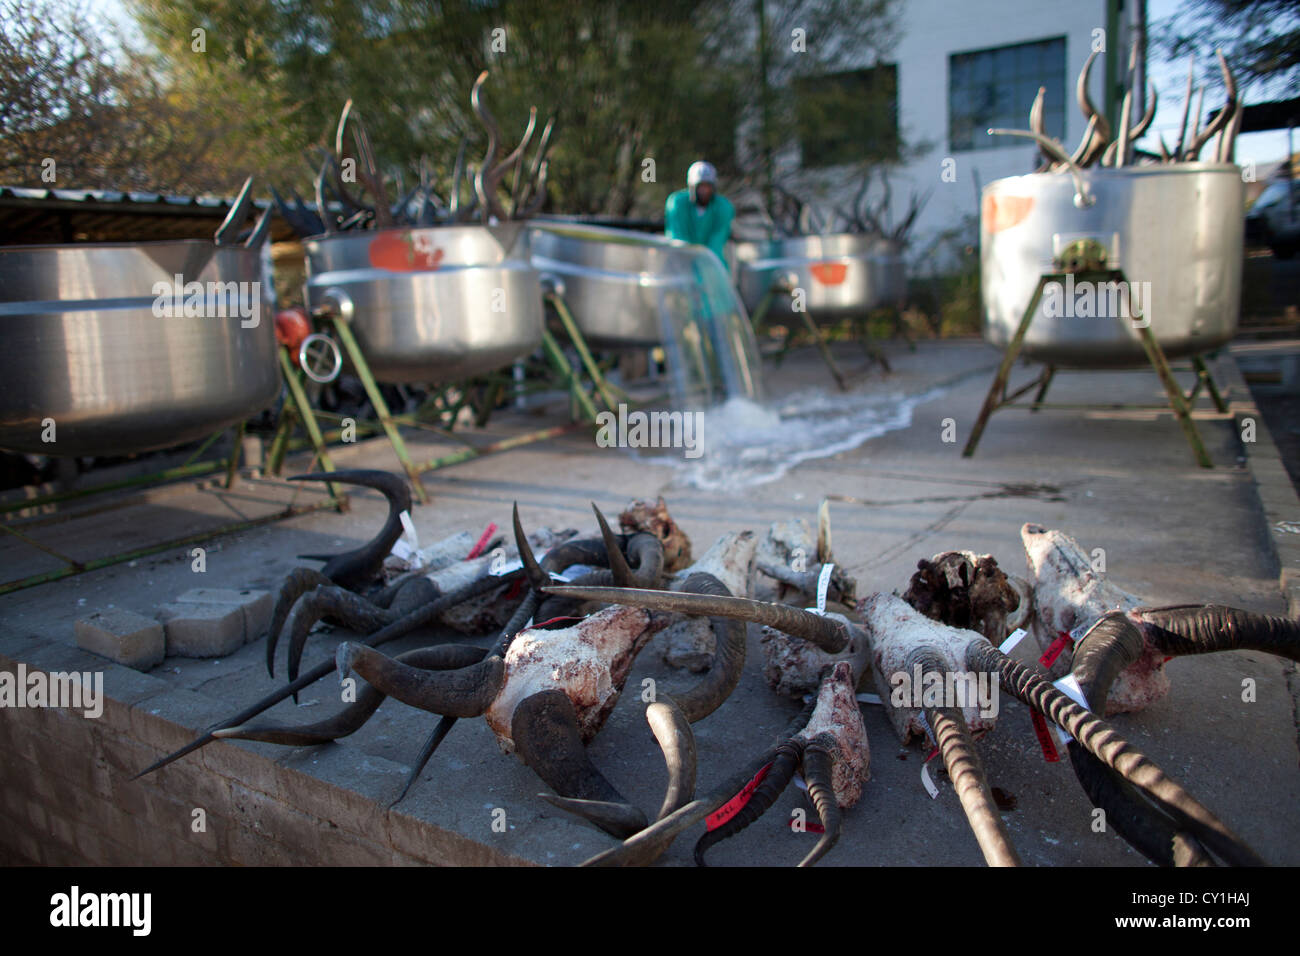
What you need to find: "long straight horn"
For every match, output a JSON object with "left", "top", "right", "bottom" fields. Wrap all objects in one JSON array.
[{"left": 542, "top": 584, "right": 850, "bottom": 653}]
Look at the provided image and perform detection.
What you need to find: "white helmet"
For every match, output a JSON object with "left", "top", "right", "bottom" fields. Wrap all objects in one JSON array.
[{"left": 687, "top": 161, "right": 717, "bottom": 187}]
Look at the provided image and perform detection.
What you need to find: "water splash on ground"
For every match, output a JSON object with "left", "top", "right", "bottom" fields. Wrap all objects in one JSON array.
[{"left": 630, "top": 383, "right": 949, "bottom": 491}]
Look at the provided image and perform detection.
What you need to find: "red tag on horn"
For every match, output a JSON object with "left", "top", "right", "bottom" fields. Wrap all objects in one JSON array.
[
  {"left": 1030, "top": 710, "right": 1060, "bottom": 762},
  {"left": 706, "top": 761, "right": 772, "bottom": 831},
  {"left": 1039, "top": 632, "right": 1074, "bottom": 669},
  {"left": 466, "top": 522, "right": 499, "bottom": 560}
]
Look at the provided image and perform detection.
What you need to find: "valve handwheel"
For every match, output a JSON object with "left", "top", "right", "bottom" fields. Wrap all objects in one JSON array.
[{"left": 299, "top": 332, "right": 343, "bottom": 384}]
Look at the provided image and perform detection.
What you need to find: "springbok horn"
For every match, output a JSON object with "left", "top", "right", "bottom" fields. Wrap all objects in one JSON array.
[
  {"left": 1066, "top": 613, "right": 1214, "bottom": 867},
  {"left": 335, "top": 642, "right": 504, "bottom": 718},
  {"left": 542, "top": 585, "right": 851, "bottom": 653},
  {"left": 966, "top": 640, "right": 1265, "bottom": 866},
  {"left": 798, "top": 735, "right": 844, "bottom": 867},
  {"left": 694, "top": 740, "right": 801, "bottom": 866},
  {"left": 1157, "top": 133, "right": 1172, "bottom": 162},
  {"left": 590, "top": 698, "right": 818, "bottom": 867},
  {"left": 907, "top": 647, "right": 1020, "bottom": 866},
  {"left": 1134, "top": 605, "right": 1300, "bottom": 662},
  {"left": 592, "top": 504, "right": 634, "bottom": 587},
  {"left": 518, "top": 689, "right": 648, "bottom": 838},
  {"left": 214, "top": 645, "right": 487, "bottom": 746},
  {"left": 1183, "top": 51, "right": 1237, "bottom": 161}
]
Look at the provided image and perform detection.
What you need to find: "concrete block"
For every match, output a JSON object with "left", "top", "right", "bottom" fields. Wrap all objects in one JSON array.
[
  {"left": 156, "top": 602, "right": 244, "bottom": 658},
  {"left": 172, "top": 587, "right": 274, "bottom": 644},
  {"left": 74, "top": 609, "right": 164, "bottom": 672}
]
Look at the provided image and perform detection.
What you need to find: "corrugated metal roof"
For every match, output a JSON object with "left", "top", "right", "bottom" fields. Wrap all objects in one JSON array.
[{"left": 0, "top": 184, "right": 288, "bottom": 245}]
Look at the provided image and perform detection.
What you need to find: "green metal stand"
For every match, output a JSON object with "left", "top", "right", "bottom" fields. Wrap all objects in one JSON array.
[
  {"left": 329, "top": 316, "right": 429, "bottom": 504},
  {"left": 748, "top": 281, "right": 890, "bottom": 389},
  {"left": 961, "top": 270, "right": 1222, "bottom": 468}
]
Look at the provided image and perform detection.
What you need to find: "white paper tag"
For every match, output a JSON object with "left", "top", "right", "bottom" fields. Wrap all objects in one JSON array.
[
  {"left": 399, "top": 510, "right": 418, "bottom": 549},
  {"left": 855, "top": 693, "right": 882, "bottom": 706},
  {"left": 490, "top": 557, "right": 524, "bottom": 577},
  {"left": 921, "top": 762, "right": 940, "bottom": 799},
  {"left": 999, "top": 627, "right": 1029, "bottom": 654},
  {"left": 1051, "top": 672, "right": 1090, "bottom": 744},
  {"left": 816, "top": 563, "right": 834, "bottom": 614}
]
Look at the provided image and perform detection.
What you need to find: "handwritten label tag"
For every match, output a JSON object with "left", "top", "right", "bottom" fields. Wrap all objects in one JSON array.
[{"left": 706, "top": 762, "right": 772, "bottom": 831}]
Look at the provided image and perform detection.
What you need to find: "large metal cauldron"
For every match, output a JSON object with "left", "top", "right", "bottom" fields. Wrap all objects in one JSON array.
[
  {"left": 304, "top": 224, "right": 543, "bottom": 384},
  {"left": 733, "top": 233, "right": 905, "bottom": 322},
  {"left": 526, "top": 222, "right": 697, "bottom": 348},
  {"left": 0, "top": 240, "right": 278, "bottom": 457},
  {"left": 982, "top": 164, "right": 1243, "bottom": 367}
]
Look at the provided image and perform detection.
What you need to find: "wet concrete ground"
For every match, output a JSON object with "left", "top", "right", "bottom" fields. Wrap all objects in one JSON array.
[{"left": 1, "top": 337, "right": 1296, "bottom": 866}]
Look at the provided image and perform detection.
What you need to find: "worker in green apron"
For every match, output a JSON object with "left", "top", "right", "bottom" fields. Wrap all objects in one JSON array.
[{"left": 664, "top": 161, "right": 734, "bottom": 270}]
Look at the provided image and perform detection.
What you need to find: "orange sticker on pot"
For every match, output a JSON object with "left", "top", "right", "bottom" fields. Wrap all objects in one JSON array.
[
  {"left": 810, "top": 262, "right": 848, "bottom": 285},
  {"left": 982, "top": 195, "right": 1034, "bottom": 233},
  {"left": 368, "top": 231, "right": 445, "bottom": 271}
]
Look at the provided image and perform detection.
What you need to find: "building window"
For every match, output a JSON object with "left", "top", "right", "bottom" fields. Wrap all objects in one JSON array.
[
  {"left": 949, "top": 37, "right": 1066, "bottom": 153},
  {"left": 796, "top": 65, "right": 899, "bottom": 168}
]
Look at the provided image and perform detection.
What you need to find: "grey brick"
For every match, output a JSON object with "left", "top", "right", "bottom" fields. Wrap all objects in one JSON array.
[
  {"left": 172, "top": 587, "right": 273, "bottom": 645},
  {"left": 75, "top": 609, "right": 164, "bottom": 671},
  {"left": 156, "top": 603, "right": 244, "bottom": 658}
]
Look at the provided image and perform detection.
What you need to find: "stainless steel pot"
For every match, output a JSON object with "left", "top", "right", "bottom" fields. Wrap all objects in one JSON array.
[
  {"left": 526, "top": 222, "right": 697, "bottom": 347},
  {"left": 733, "top": 233, "right": 905, "bottom": 322},
  {"left": 0, "top": 240, "right": 278, "bottom": 457},
  {"left": 981, "top": 163, "right": 1244, "bottom": 367},
  {"left": 304, "top": 223, "right": 543, "bottom": 383}
]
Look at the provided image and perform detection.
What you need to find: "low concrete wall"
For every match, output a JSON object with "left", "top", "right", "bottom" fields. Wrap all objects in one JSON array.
[{"left": 0, "top": 638, "right": 529, "bottom": 866}]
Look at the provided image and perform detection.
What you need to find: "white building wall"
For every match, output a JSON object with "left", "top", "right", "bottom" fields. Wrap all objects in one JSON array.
[{"left": 750, "top": 0, "right": 1131, "bottom": 275}]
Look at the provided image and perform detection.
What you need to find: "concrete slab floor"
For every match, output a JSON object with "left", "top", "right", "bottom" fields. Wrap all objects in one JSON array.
[{"left": 1, "top": 337, "right": 1297, "bottom": 866}]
